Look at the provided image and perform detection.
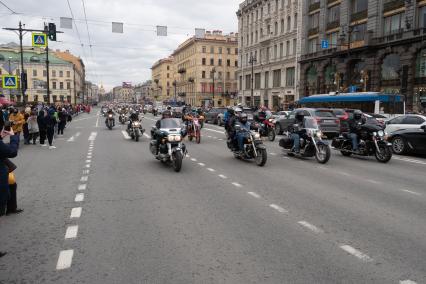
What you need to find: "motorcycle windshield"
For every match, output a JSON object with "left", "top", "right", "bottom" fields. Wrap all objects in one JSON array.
[
  {"left": 303, "top": 117, "right": 320, "bottom": 130},
  {"left": 160, "top": 118, "right": 182, "bottom": 129}
]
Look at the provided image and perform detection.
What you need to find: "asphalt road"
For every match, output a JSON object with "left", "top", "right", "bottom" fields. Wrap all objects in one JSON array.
[{"left": 0, "top": 110, "right": 425, "bottom": 283}]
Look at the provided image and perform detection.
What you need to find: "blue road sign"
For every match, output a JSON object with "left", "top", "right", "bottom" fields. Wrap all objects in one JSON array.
[
  {"left": 2, "top": 75, "right": 18, "bottom": 89},
  {"left": 321, "top": 40, "right": 329, "bottom": 49},
  {"left": 32, "top": 33, "right": 47, "bottom": 48}
]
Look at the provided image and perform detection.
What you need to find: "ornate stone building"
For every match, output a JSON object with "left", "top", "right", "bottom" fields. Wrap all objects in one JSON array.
[{"left": 299, "top": 0, "right": 426, "bottom": 112}]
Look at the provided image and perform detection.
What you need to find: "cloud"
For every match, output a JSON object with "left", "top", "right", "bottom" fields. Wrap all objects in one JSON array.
[{"left": 0, "top": 0, "right": 241, "bottom": 91}]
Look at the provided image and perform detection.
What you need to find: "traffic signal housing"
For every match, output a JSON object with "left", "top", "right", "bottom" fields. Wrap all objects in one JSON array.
[{"left": 48, "top": 23, "right": 56, "bottom": 41}]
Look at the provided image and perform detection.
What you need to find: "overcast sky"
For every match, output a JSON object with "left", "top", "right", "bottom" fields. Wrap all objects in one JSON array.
[{"left": 0, "top": 0, "right": 242, "bottom": 91}]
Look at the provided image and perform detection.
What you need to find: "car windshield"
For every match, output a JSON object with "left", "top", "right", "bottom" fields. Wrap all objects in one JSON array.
[
  {"left": 332, "top": 110, "right": 346, "bottom": 115},
  {"left": 160, "top": 118, "right": 182, "bottom": 129},
  {"left": 314, "top": 110, "right": 334, "bottom": 117},
  {"left": 304, "top": 117, "right": 320, "bottom": 129}
]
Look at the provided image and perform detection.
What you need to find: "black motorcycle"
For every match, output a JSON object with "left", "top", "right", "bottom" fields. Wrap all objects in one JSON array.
[
  {"left": 279, "top": 117, "right": 331, "bottom": 164},
  {"left": 226, "top": 125, "right": 267, "bottom": 167},
  {"left": 127, "top": 120, "right": 145, "bottom": 142},
  {"left": 119, "top": 113, "right": 127, "bottom": 125},
  {"left": 332, "top": 123, "right": 392, "bottom": 163},
  {"left": 105, "top": 114, "right": 115, "bottom": 130}
]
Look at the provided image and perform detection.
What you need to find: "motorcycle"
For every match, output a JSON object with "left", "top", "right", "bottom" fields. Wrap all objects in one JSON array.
[
  {"left": 332, "top": 122, "right": 392, "bottom": 163},
  {"left": 106, "top": 114, "right": 115, "bottom": 130},
  {"left": 119, "top": 113, "right": 127, "bottom": 125},
  {"left": 186, "top": 116, "right": 201, "bottom": 144},
  {"left": 143, "top": 109, "right": 147, "bottom": 115},
  {"left": 150, "top": 118, "right": 187, "bottom": 172},
  {"left": 279, "top": 117, "right": 331, "bottom": 164},
  {"left": 127, "top": 120, "right": 145, "bottom": 142},
  {"left": 226, "top": 125, "right": 267, "bottom": 167},
  {"left": 252, "top": 118, "right": 276, "bottom": 141},
  {"left": 153, "top": 109, "right": 158, "bottom": 117}
]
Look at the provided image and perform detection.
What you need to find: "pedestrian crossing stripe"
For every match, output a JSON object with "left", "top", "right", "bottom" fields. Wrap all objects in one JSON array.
[
  {"left": 32, "top": 33, "right": 47, "bottom": 47},
  {"left": 2, "top": 75, "right": 18, "bottom": 89}
]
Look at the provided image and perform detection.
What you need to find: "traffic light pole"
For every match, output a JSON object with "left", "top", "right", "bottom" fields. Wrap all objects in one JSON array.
[{"left": 18, "top": 22, "right": 26, "bottom": 104}]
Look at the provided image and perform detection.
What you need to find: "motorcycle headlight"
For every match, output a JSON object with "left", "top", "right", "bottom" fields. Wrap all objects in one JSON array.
[
  {"left": 133, "top": 122, "right": 140, "bottom": 127},
  {"left": 316, "top": 130, "right": 322, "bottom": 138},
  {"left": 373, "top": 132, "right": 377, "bottom": 136},
  {"left": 175, "top": 135, "right": 182, "bottom": 142},
  {"left": 108, "top": 115, "right": 113, "bottom": 118},
  {"left": 377, "top": 130, "right": 384, "bottom": 137},
  {"left": 254, "top": 133, "right": 261, "bottom": 139}
]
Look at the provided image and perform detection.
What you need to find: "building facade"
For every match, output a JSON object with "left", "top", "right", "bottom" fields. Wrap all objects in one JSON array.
[
  {"left": 299, "top": 0, "right": 426, "bottom": 112},
  {"left": 134, "top": 80, "right": 153, "bottom": 103},
  {"left": 151, "top": 57, "right": 174, "bottom": 102},
  {"left": 171, "top": 31, "right": 239, "bottom": 107},
  {"left": 0, "top": 45, "right": 84, "bottom": 104},
  {"left": 237, "top": 0, "right": 300, "bottom": 110}
]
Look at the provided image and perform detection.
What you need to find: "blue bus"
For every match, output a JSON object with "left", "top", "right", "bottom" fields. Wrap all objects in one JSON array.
[{"left": 296, "top": 92, "right": 405, "bottom": 116}]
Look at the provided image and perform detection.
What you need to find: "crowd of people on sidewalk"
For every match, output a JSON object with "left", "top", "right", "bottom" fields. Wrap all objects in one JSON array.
[{"left": 0, "top": 102, "right": 92, "bottom": 258}]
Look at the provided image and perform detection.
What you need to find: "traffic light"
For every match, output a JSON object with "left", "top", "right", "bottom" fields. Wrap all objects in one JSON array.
[{"left": 48, "top": 23, "right": 56, "bottom": 41}]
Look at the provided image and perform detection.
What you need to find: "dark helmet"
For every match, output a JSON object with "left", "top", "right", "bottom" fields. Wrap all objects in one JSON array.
[
  {"left": 354, "top": 110, "right": 363, "bottom": 120},
  {"left": 162, "top": 110, "right": 172, "bottom": 119},
  {"left": 228, "top": 108, "right": 235, "bottom": 116},
  {"left": 239, "top": 113, "right": 248, "bottom": 124},
  {"left": 295, "top": 110, "right": 304, "bottom": 122}
]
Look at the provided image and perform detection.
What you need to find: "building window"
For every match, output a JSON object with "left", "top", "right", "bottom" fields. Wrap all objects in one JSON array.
[
  {"left": 210, "top": 46, "right": 214, "bottom": 53},
  {"left": 381, "top": 54, "right": 401, "bottom": 80},
  {"left": 239, "top": 76, "right": 242, "bottom": 90},
  {"left": 255, "top": 73, "right": 261, "bottom": 89},
  {"left": 210, "top": 58, "right": 214, "bottom": 65},
  {"left": 294, "top": 13, "right": 297, "bottom": 29},
  {"left": 59, "top": 71, "right": 63, "bottom": 77},
  {"left": 309, "top": 13, "right": 319, "bottom": 30},
  {"left": 226, "top": 72, "right": 231, "bottom": 80},
  {"left": 235, "top": 48, "right": 238, "bottom": 55},
  {"left": 60, "top": 82, "right": 64, "bottom": 89},
  {"left": 281, "top": 19, "right": 285, "bottom": 33},
  {"left": 227, "top": 48, "right": 231, "bottom": 54},
  {"left": 202, "top": 46, "right": 206, "bottom": 53},
  {"left": 351, "top": 0, "right": 368, "bottom": 13},
  {"left": 33, "top": 69, "right": 37, "bottom": 76},
  {"left": 280, "top": 43, "right": 284, "bottom": 58},
  {"left": 67, "top": 71, "right": 70, "bottom": 77},
  {"left": 274, "top": 45, "right": 278, "bottom": 59},
  {"left": 286, "top": 67, "right": 295, "bottom": 87},
  {"left": 227, "top": 59, "right": 231, "bottom": 66},
  {"left": 416, "top": 49, "right": 426, "bottom": 77},
  {"left": 274, "top": 21, "right": 278, "bottom": 35},
  {"left": 286, "top": 41, "right": 290, "bottom": 56},
  {"left": 218, "top": 47, "right": 222, "bottom": 54},
  {"left": 53, "top": 81, "right": 57, "bottom": 89},
  {"left": 43, "top": 70, "right": 47, "bottom": 77},
  {"left": 255, "top": 30, "right": 258, "bottom": 42},
  {"left": 287, "top": 16, "right": 291, "bottom": 31},
  {"left": 273, "top": 69, "right": 281, "bottom": 88},
  {"left": 351, "top": 23, "right": 366, "bottom": 41},
  {"left": 308, "top": 38, "right": 318, "bottom": 53},
  {"left": 67, "top": 82, "right": 71, "bottom": 89},
  {"left": 218, "top": 59, "right": 222, "bottom": 66},
  {"left": 384, "top": 12, "right": 404, "bottom": 35},
  {"left": 293, "top": 38, "right": 297, "bottom": 54},
  {"left": 202, "top": 58, "right": 206, "bottom": 65},
  {"left": 245, "top": 74, "right": 251, "bottom": 90},
  {"left": 264, "top": 71, "right": 269, "bottom": 88},
  {"left": 167, "top": 73, "right": 170, "bottom": 78},
  {"left": 327, "top": 5, "right": 340, "bottom": 24},
  {"left": 52, "top": 70, "right": 56, "bottom": 77},
  {"left": 327, "top": 32, "right": 339, "bottom": 48},
  {"left": 418, "top": 6, "right": 426, "bottom": 28}
]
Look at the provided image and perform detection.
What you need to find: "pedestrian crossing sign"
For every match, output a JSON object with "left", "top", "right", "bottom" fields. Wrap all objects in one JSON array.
[
  {"left": 2, "top": 75, "right": 18, "bottom": 89},
  {"left": 32, "top": 33, "right": 47, "bottom": 48}
]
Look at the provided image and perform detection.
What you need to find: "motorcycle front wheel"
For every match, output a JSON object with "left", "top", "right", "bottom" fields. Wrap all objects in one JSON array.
[
  {"left": 173, "top": 151, "right": 183, "bottom": 172},
  {"left": 315, "top": 144, "right": 331, "bottom": 164},
  {"left": 196, "top": 130, "right": 201, "bottom": 144},
  {"left": 255, "top": 148, "right": 267, "bottom": 167},
  {"left": 268, "top": 129, "right": 276, "bottom": 142},
  {"left": 375, "top": 145, "right": 392, "bottom": 163},
  {"left": 135, "top": 134, "right": 140, "bottom": 142}
]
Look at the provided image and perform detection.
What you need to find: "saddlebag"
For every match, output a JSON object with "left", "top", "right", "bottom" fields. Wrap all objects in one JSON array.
[{"left": 279, "top": 137, "right": 292, "bottom": 148}]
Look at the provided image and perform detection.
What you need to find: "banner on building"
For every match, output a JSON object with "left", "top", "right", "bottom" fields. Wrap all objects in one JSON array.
[{"left": 122, "top": 82, "right": 132, "bottom": 88}]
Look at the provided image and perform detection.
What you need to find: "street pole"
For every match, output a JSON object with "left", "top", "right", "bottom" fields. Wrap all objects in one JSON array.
[
  {"left": 44, "top": 25, "right": 50, "bottom": 105},
  {"left": 212, "top": 67, "right": 216, "bottom": 107},
  {"left": 174, "top": 80, "right": 177, "bottom": 105},
  {"left": 18, "top": 22, "right": 26, "bottom": 104}
]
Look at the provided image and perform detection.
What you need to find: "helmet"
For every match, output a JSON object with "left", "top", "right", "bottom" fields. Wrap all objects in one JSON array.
[
  {"left": 239, "top": 113, "right": 248, "bottom": 124},
  {"left": 295, "top": 110, "right": 305, "bottom": 122},
  {"left": 228, "top": 108, "right": 235, "bottom": 116},
  {"left": 162, "top": 110, "right": 172, "bottom": 119},
  {"left": 234, "top": 107, "right": 242, "bottom": 114},
  {"left": 354, "top": 110, "right": 363, "bottom": 120}
]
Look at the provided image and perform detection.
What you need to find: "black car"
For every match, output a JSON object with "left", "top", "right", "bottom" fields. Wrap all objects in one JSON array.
[
  {"left": 204, "top": 107, "right": 227, "bottom": 124},
  {"left": 389, "top": 125, "right": 426, "bottom": 155}
]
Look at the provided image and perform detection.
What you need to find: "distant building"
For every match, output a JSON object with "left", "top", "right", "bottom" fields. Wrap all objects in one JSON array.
[
  {"left": 112, "top": 84, "right": 135, "bottom": 102},
  {"left": 151, "top": 57, "right": 174, "bottom": 102},
  {"left": 134, "top": 80, "right": 153, "bottom": 103}
]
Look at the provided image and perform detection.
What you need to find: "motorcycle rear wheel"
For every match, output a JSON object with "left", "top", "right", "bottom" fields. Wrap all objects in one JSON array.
[
  {"left": 315, "top": 144, "right": 331, "bottom": 164},
  {"left": 255, "top": 148, "right": 267, "bottom": 167},
  {"left": 173, "top": 152, "right": 183, "bottom": 172},
  {"left": 375, "top": 146, "right": 392, "bottom": 163}
]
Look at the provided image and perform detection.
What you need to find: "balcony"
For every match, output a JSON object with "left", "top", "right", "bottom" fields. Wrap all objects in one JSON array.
[
  {"left": 350, "top": 10, "right": 367, "bottom": 22},
  {"left": 308, "top": 27, "right": 319, "bottom": 36},
  {"left": 259, "top": 34, "right": 272, "bottom": 44},
  {"left": 327, "top": 0, "right": 339, "bottom": 4},
  {"left": 299, "top": 47, "right": 338, "bottom": 63},
  {"left": 383, "top": 0, "right": 405, "bottom": 13},
  {"left": 308, "top": 2, "right": 320, "bottom": 12},
  {"left": 327, "top": 20, "right": 340, "bottom": 30}
]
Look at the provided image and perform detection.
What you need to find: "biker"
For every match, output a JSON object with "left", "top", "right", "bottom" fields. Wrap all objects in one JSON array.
[
  {"left": 127, "top": 111, "right": 140, "bottom": 130},
  {"left": 348, "top": 110, "right": 366, "bottom": 153},
  {"left": 289, "top": 110, "right": 305, "bottom": 154},
  {"left": 105, "top": 108, "right": 115, "bottom": 126},
  {"left": 236, "top": 113, "right": 251, "bottom": 154}
]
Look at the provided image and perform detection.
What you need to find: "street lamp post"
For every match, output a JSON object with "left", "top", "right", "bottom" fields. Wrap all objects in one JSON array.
[
  {"left": 173, "top": 80, "right": 177, "bottom": 105},
  {"left": 211, "top": 67, "right": 216, "bottom": 107},
  {"left": 249, "top": 55, "right": 256, "bottom": 108}
]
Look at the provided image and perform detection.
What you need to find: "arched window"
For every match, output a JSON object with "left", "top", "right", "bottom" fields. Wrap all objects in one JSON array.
[
  {"left": 415, "top": 49, "right": 426, "bottom": 78},
  {"left": 324, "top": 65, "right": 336, "bottom": 85},
  {"left": 281, "top": 19, "right": 285, "bottom": 33},
  {"left": 275, "top": 21, "right": 278, "bottom": 35},
  {"left": 381, "top": 54, "right": 401, "bottom": 80},
  {"left": 307, "top": 66, "right": 318, "bottom": 86},
  {"left": 287, "top": 16, "right": 291, "bottom": 31}
]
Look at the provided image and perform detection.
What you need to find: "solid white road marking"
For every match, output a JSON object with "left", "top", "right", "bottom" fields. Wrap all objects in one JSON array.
[
  {"left": 75, "top": 132, "right": 81, "bottom": 137},
  {"left": 70, "top": 207, "right": 82, "bottom": 219},
  {"left": 269, "top": 204, "right": 288, "bottom": 213},
  {"left": 56, "top": 250, "right": 74, "bottom": 270},
  {"left": 218, "top": 174, "right": 227, "bottom": 179},
  {"left": 298, "top": 221, "right": 323, "bottom": 234},
  {"left": 88, "top": 132, "right": 98, "bottom": 141},
  {"left": 121, "top": 130, "right": 131, "bottom": 140},
  {"left": 247, "top": 192, "right": 261, "bottom": 199},
  {"left": 198, "top": 163, "right": 205, "bottom": 167},
  {"left": 80, "top": 176, "right": 88, "bottom": 182},
  {"left": 232, "top": 182, "right": 242, "bottom": 188},
  {"left": 366, "top": 179, "right": 381, "bottom": 185},
  {"left": 143, "top": 133, "right": 151, "bottom": 139},
  {"left": 400, "top": 280, "right": 417, "bottom": 284},
  {"left": 78, "top": 184, "right": 87, "bottom": 191},
  {"left": 207, "top": 168, "right": 216, "bottom": 172},
  {"left": 74, "top": 115, "right": 98, "bottom": 122},
  {"left": 402, "top": 189, "right": 421, "bottom": 196},
  {"left": 65, "top": 225, "right": 78, "bottom": 239},
  {"left": 270, "top": 153, "right": 277, "bottom": 156},
  {"left": 75, "top": 193, "right": 85, "bottom": 202},
  {"left": 87, "top": 155, "right": 92, "bottom": 159},
  {"left": 218, "top": 138, "right": 223, "bottom": 141},
  {"left": 96, "top": 116, "right": 99, "bottom": 127},
  {"left": 340, "top": 245, "right": 372, "bottom": 262},
  {"left": 339, "top": 171, "right": 351, "bottom": 177},
  {"left": 393, "top": 156, "right": 426, "bottom": 166}
]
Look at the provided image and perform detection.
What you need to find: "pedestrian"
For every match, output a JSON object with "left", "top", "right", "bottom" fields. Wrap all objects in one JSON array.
[
  {"left": 27, "top": 110, "right": 39, "bottom": 144},
  {"left": 57, "top": 108, "right": 67, "bottom": 136},
  {"left": 23, "top": 112, "right": 30, "bottom": 145},
  {"left": 0, "top": 126, "right": 19, "bottom": 259},
  {"left": 44, "top": 109, "right": 57, "bottom": 149},
  {"left": 37, "top": 110, "right": 47, "bottom": 147},
  {"left": 8, "top": 108, "right": 24, "bottom": 143}
]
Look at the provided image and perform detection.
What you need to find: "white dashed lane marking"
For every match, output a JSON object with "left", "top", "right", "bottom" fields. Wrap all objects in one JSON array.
[
  {"left": 85, "top": 164, "right": 91, "bottom": 168},
  {"left": 65, "top": 225, "right": 78, "bottom": 239},
  {"left": 56, "top": 250, "right": 74, "bottom": 270},
  {"left": 340, "top": 245, "right": 372, "bottom": 262},
  {"left": 298, "top": 221, "right": 323, "bottom": 234},
  {"left": 143, "top": 133, "right": 151, "bottom": 139},
  {"left": 232, "top": 182, "right": 242, "bottom": 188},
  {"left": 83, "top": 170, "right": 90, "bottom": 175},
  {"left": 218, "top": 174, "right": 227, "bottom": 179},
  {"left": 207, "top": 168, "right": 216, "bottom": 172},
  {"left": 247, "top": 192, "right": 261, "bottom": 199},
  {"left": 75, "top": 193, "right": 85, "bottom": 202},
  {"left": 269, "top": 204, "right": 288, "bottom": 213},
  {"left": 78, "top": 184, "right": 87, "bottom": 191},
  {"left": 400, "top": 280, "right": 417, "bottom": 284},
  {"left": 402, "top": 189, "right": 421, "bottom": 196},
  {"left": 198, "top": 163, "right": 205, "bottom": 167},
  {"left": 80, "top": 176, "right": 88, "bottom": 182},
  {"left": 191, "top": 158, "right": 197, "bottom": 162},
  {"left": 70, "top": 207, "right": 82, "bottom": 219},
  {"left": 121, "top": 130, "right": 131, "bottom": 140}
]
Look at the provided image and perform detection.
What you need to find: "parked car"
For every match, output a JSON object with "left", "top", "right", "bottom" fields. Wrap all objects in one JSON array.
[
  {"left": 389, "top": 125, "right": 426, "bottom": 155},
  {"left": 275, "top": 108, "right": 340, "bottom": 137},
  {"left": 204, "top": 107, "right": 227, "bottom": 124},
  {"left": 323, "top": 108, "right": 349, "bottom": 133},
  {"left": 272, "top": 111, "right": 290, "bottom": 123},
  {"left": 385, "top": 114, "right": 426, "bottom": 133},
  {"left": 242, "top": 108, "right": 255, "bottom": 122},
  {"left": 217, "top": 112, "right": 225, "bottom": 126}
]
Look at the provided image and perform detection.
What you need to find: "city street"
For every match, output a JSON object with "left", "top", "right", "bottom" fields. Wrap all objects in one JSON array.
[{"left": 0, "top": 110, "right": 425, "bottom": 283}]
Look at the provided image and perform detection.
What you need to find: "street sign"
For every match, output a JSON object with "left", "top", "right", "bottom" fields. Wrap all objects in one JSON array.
[
  {"left": 32, "top": 33, "right": 47, "bottom": 48},
  {"left": 321, "top": 40, "right": 329, "bottom": 49},
  {"left": 2, "top": 75, "right": 18, "bottom": 89}
]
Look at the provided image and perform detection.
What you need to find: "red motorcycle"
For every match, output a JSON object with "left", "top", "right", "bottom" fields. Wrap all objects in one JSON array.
[{"left": 252, "top": 118, "right": 276, "bottom": 141}]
